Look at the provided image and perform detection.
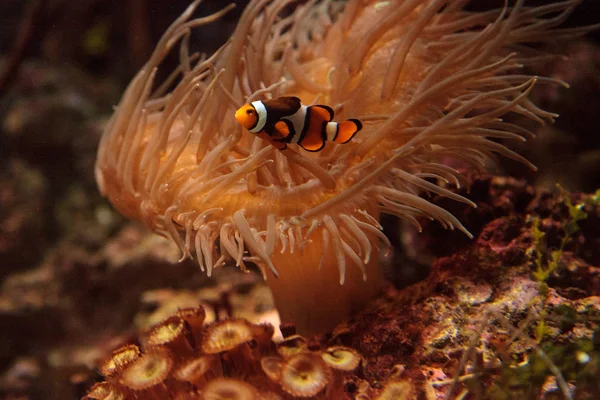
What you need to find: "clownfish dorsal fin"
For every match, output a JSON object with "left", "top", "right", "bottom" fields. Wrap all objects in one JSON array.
[
  {"left": 310, "top": 104, "right": 334, "bottom": 121},
  {"left": 262, "top": 96, "right": 301, "bottom": 115}
]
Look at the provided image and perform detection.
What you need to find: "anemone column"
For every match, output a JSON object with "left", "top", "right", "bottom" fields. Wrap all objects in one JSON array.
[{"left": 267, "top": 224, "right": 384, "bottom": 335}]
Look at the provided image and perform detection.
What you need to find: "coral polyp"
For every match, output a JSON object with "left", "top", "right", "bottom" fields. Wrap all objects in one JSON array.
[
  {"left": 82, "top": 305, "right": 363, "bottom": 399},
  {"left": 321, "top": 346, "right": 361, "bottom": 371},
  {"left": 95, "top": 0, "right": 581, "bottom": 333},
  {"left": 118, "top": 348, "right": 173, "bottom": 391},
  {"left": 99, "top": 344, "right": 141, "bottom": 377},
  {"left": 278, "top": 353, "right": 331, "bottom": 397}
]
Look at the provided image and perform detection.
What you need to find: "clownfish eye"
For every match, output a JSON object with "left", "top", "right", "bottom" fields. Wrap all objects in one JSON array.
[{"left": 246, "top": 109, "right": 254, "bottom": 115}]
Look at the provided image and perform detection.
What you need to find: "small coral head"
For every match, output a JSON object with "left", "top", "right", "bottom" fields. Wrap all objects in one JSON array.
[
  {"left": 84, "top": 305, "right": 369, "bottom": 399},
  {"left": 235, "top": 103, "right": 259, "bottom": 131}
]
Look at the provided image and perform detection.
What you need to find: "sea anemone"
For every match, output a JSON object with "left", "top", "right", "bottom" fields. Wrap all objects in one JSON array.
[
  {"left": 95, "top": 0, "right": 583, "bottom": 333},
  {"left": 83, "top": 382, "right": 125, "bottom": 400},
  {"left": 100, "top": 344, "right": 141, "bottom": 377},
  {"left": 321, "top": 346, "right": 361, "bottom": 371},
  {"left": 280, "top": 353, "right": 330, "bottom": 397},
  {"left": 201, "top": 319, "right": 254, "bottom": 354},
  {"left": 261, "top": 356, "right": 285, "bottom": 381},
  {"left": 277, "top": 334, "right": 309, "bottom": 358},
  {"left": 176, "top": 306, "right": 206, "bottom": 335},
  {"left": 201, "top": 378, "right": 259, "bottom": 400},
  {"left": 145, "top": 315, "right": 194, "bottom": 354},
  {"left": 173, "top": 356, "right": 220, "bottom": 388},
  {"left": 375, "top": 380, "right": 415, "bottom": 400},
  {"left": 118, "top": 347, "right": 173, "bottom": 391}
]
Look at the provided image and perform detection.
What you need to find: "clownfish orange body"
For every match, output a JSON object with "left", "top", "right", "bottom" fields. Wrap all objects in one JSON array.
[{"left": 234, "top": 96, "right": 362, "bottom": 152}]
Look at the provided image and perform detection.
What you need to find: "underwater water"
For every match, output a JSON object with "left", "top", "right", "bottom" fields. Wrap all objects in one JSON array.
[{"left": 0, "top": 1, "right": 599, "bottom": 399}]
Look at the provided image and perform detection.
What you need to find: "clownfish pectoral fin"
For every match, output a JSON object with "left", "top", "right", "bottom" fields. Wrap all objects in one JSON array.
[
  {"left": 333, "top": 119, "right": 362, "bottom": 144},
  {"left": 272, "top": 120, "right": 293, "bottom": 141},
  {"left": 256, "top": 131, "right": 287, "bottom": 150},
  {"left": 311, "top": 105, "right": 334, "bottom": 121}
]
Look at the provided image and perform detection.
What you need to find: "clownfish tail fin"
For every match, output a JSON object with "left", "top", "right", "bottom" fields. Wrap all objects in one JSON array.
[{"left": 334, "top": 118, "right": 362, "bottom": 144}]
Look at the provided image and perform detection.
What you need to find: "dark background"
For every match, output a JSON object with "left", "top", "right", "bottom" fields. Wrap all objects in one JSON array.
[{"left": 0, "top": 1, "right": 598, "bottom": 398}]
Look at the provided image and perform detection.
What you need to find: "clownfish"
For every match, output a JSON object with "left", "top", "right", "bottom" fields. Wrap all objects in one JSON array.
[{"left": 234, "top": 96, "right": 362, "bottom": 152}]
